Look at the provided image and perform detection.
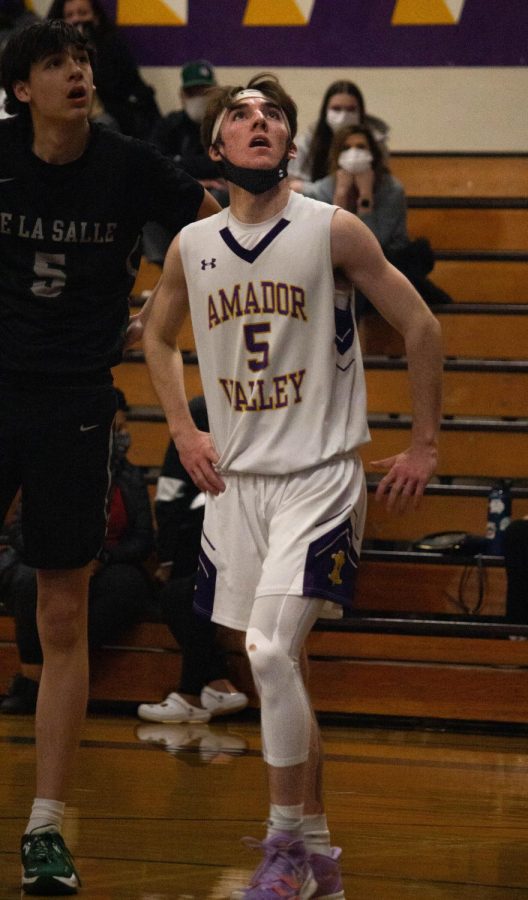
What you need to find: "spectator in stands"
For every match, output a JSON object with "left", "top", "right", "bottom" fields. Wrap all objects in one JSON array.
[
  {"left": 0, "top": 0, "right": 39, "bottom": 119},
  {"left": 0, "top": 389, "right": 156, "bottom": 715},
  {"left": 47, "top": 0, "right": 161, "bottom": 137},
  {"left": 289, "top": 78, "right": 389, "bottom": 183},
  {"left": 292, "top": 124, "right": 452, "bottom": 310},
  {"left": 503, "top": 518, "right": 528, "bottom": 624},
  {"left": 143, "top": 59, "right": 227, "bottom": 265},
  {"left": 137, "top": 395, "right": 248, "bottom": 724},
  {"left": 149, "top": 59, "right": 225, "bottom": 189}
]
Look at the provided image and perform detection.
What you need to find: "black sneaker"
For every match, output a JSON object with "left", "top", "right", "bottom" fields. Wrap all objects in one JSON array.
[
  {"left": 0, "top": 673, "right": 38, "bottom": 714},
  {"left": 21, "top": 831, "right": 81, "bottom": 895}
]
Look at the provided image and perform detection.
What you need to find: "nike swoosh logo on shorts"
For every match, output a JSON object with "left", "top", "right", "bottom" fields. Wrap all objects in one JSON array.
[
  {"left": 0, "top": 177, "right": 15, "bottom": 183},
  {"left": 80, "top": 424, "right": 99, "bottom": 432}
]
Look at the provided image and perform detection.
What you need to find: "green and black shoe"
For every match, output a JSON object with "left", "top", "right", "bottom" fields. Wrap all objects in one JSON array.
[{"left": 21, "top": 831, "right": 81, "bottom": 895}]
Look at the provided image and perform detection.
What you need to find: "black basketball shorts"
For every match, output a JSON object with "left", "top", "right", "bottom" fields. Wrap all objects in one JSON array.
[{"left": 0, "top": 382, "right": 117, "bottom": 569}]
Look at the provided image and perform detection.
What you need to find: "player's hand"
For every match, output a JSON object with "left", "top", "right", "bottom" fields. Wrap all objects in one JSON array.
[
  {"left": 177, "top": 429, "right": 225, "bottom": 496},
  {"left": 371, "top": 444, "right": 438, "bottom": 512}
]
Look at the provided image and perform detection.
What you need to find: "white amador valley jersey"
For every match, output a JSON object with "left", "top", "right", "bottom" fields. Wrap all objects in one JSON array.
[{"left": 179, "top": 190, "right": 370, "bottom": 474}]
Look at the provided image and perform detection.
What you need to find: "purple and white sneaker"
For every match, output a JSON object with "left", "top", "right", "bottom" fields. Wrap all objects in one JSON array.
[
  {"left": 231, "top": 832, "right": 317, "bottom": 899},
  {"left": 310, "top": 847, "right": 345, "bottom": 899},
  {"left": 231, "top": 845, "right": 345, "bottom": 900}
]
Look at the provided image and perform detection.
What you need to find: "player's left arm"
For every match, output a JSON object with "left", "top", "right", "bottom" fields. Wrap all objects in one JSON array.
[
  {"left": 125, "top": 190, "right": 221, "bottom": 348},
  {"left": 331, "top": 208, "right": 443, "bottom": 511}
]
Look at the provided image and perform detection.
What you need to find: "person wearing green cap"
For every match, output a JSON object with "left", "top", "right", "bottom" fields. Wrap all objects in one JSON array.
[
  {"left": 144, "top": 59, "right": 228, "bottom": 263},
  {"left": 149, "top": 58, "right": 220, "bottom": 179}
]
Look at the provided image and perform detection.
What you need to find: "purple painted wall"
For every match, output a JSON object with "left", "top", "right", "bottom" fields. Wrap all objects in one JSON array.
[{"left": 101, "top": 0, "right": 527, "bottom": 68}]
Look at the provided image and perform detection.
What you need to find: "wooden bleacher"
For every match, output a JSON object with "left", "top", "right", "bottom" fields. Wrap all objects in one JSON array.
[
  {"left": 110, "top": 151, "right": 528, "bottom": 723},
  {"left": 361, "top": 304, "right": 528, "bottom": 359},
  {"left": 431, "top": 255, "right": 527, "bottom": 304},
  {"left": 390, "top": 152, "right": 528, "bottom": 198},
  {"left": 2, "top": 152, "right": 528, "bottom": 725},
  {"left": 408, "top": 204, "right": 528, "bottom": 252}
]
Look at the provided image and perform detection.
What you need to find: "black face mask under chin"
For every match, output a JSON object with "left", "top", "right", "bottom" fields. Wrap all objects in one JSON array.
[{"left": 219, "top": 153, "right": 290, "bottom": 195}]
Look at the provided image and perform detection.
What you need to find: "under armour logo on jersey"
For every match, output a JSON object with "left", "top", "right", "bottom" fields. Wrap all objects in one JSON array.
[{"left": 201, "top": 258, "right": 216, "bottom": 270}]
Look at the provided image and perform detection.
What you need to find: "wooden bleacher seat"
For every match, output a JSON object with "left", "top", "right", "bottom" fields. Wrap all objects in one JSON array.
[
  {"left": 432, "top": 255, "right": 528, "bottom": 303},
  {"left": 365, "top": 415, "right": 528, "bottom": 480},
  {"left": 356, "top": 552, "right": 506, "bottom": 617},
  {"left": 407, "top": 205, "right": 528, "bottom": 252},
  {"left": 363, "top": 482, "right": 528, "bottom": 545},
  {"left": 390, "top": 152, "right": 528, "bottom": 199},
  {"left": 364, "top": 358, "right": 528, "bottom": 418},
  {"left": 360, "top": 304, "right": 528, "bottom": 359},
  {"left": 389, "top": 152, "right": 528, "bottom": 253}
]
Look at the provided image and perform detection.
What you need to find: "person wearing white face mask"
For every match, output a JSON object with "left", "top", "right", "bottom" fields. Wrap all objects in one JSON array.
[
  {"left": 292, "top": 126, "right": 405, "bottom": 252},
  {"left": 144, "top": 59, "right": 229, "bottom": 264},
  {"left": 288, "top": 78, "right": 389, "bottom": 183},
  {"left": 292, "top": 125, "right": 452, "bottom": 312},
  {"left": 325, "top": 106, "right": 360, "bottom": 133}
]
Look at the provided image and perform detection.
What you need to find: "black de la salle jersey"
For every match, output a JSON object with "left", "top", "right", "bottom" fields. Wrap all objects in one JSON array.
[{"left": 0, "top": 117, "right": 204, "bottom": 378}]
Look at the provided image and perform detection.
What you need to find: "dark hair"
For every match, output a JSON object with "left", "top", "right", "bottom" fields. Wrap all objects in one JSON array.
[
  {"left": 201, "top": 71, "right": 297, "bottom": 150},
  {"left": 0, "top": 19, "right": 94, "bottom": 118},
  {"left": 307, "top": 80, "right": 366, "bottom": 181},
  {"left": 46, "top": 0, "right": 112, "bottom": 30},
  {"left": 328, "top": 124, "right": 387, "bottom": 189}
]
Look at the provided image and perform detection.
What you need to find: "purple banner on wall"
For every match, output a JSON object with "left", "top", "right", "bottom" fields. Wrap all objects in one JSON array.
[{"left": 102, "top": 0, "right": 527, "bottom": 68}]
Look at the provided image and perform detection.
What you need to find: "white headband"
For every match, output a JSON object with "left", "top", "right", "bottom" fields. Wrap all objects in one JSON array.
[{"left": 211, "top": 88, "right": 290, "bottom": 145}]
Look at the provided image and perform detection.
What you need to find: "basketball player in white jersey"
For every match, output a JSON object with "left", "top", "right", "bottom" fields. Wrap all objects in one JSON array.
[{"left": 144, "top": 74, "right": 443, "bottom": 900}]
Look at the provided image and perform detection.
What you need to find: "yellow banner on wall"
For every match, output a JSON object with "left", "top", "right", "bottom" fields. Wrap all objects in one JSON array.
[
  {"left": 392, "top": 0, "right": 466, "bottom": 25},
  {"left": 243, "top": 0, "right": 316, "bottom": 26},
  {"left": 117, "top": 0, "right": 188, "bottom": 26}
]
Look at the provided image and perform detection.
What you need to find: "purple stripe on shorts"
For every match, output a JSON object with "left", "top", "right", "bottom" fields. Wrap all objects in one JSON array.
[
  {"left": 303, "top": 518, "right": 359, "bottom": 608},
  {"left": 193, "top": 549, "right": 217, "bottom": 620}
]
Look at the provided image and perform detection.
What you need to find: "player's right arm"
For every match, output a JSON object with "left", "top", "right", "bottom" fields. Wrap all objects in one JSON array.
[{"left": 143, "top": 236, "right": 225, "bottom": 495}]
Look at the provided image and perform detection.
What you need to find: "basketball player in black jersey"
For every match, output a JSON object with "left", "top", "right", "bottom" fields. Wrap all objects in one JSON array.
[{"left": 0, "top": 20, "right": 219, "bottom": 895}]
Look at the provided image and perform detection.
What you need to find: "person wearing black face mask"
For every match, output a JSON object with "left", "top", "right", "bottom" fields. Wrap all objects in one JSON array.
[
  {"left": 0, "top": 388, "right": 155, "bottom": 716},
  {"left": 145, "top": 72, "right": 442, "bottom": 899}
]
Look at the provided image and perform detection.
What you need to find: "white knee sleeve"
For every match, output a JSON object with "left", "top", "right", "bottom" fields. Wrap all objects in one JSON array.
[{"left": 246, "top": 594, "right": 324, "bottom": 767}]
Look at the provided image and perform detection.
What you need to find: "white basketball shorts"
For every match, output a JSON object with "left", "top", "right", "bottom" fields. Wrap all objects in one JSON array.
[{"left": 194, "top": 454, "right": 367, "bottom": 631}]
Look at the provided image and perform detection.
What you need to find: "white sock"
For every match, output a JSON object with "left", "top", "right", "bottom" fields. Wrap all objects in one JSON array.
[
  {"left": 267, "top": 803, "right": 304, "bottom": 837},
  {"left": 26, "top": 798, "right": 65, "bottom": 835},
  {"left": 302, "top": 813, "right": 333, "bottom": 857}
]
